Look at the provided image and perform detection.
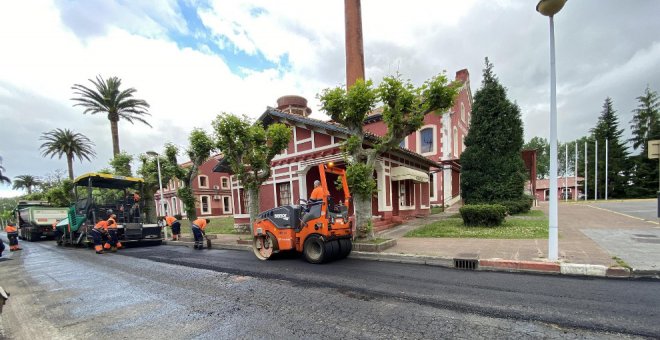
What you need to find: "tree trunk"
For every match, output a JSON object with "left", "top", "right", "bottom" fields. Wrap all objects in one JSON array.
[
  {"left": 248, "top": 187, "right": 260, "bottom": 233},
  {"left": 110, "top": 119, "right": 120, "bottom": 156},
  {"left": 67, "top": 154, "right": 74, "bottom": 180},
  {"left": 353, "top": 194, "right": 374, "bottom": 239}
]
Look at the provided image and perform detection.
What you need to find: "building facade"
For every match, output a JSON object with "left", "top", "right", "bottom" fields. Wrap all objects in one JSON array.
[
  {"left": 214, "top": 97, "right": 439, "bottom": 230},
  {"left": 154, "top": 154, "right": 234, "bottom": 218},
  {"left": 534, "top": 177, "right": 585, "bottom": 201},
  {"left": 363, "top": 69, "right": 472, "bottom": 207}
]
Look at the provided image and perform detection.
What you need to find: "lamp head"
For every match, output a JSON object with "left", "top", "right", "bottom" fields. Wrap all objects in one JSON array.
[
  {"left": 536, "top": 0, "right": 566, "bottom": 17},
  {"left": 146, "top": 151, "right": 158, "bottom": 157}
]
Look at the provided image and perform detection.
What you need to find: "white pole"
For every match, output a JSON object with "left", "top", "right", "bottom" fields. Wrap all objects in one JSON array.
[
  {"left": 547, "top": 15, "right": 559, "bottom": 261},
  {"left": 605, "top": 138, "right": 608, "bottom": 200},
  {"left": 575, "top": 142, "right": 578, "bottom": 201},
  {"left": 595, "top": 140, "right": 598, "bottom": 200},
  {"left": 565, "top": 143, "right": 568, "bottom": 201},
  {"left": 156, "top": 156, "right": 168, "bottom": 240},
  {"left": 584, "top": 142, "right": 587, "bottom": 200}
]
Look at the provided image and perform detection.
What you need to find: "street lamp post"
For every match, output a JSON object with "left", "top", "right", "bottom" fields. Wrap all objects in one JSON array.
[
  {"left": 146, "top": 151, "right": 167, "bottom": 240},
  {"left": 537, "top": 0, "right": 566, "bottom": 261}
]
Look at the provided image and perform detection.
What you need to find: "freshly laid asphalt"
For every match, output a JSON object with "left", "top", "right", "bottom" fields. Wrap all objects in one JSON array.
[{"left": 1, "top": 239, "right": 659, "bottom": 338}]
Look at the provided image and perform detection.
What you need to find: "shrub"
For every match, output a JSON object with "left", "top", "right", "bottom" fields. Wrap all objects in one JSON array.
[
  {"left": 459, "top": 204, "right": 506, "bottom": 227},
  {"left": 496, "top": 198, "right": 532, "bottom": 215}
]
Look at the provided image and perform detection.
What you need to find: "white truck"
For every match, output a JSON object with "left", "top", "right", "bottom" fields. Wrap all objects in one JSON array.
[{"left": 15, "top": 201, "right": 68, "bottom": 241}]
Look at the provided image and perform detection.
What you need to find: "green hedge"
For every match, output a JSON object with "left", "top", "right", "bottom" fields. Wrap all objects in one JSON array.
[
  {"left": 496, "top": 196, "right": 533, "bottom": 215},
  {"left": 459, "top": 204, "right": 507, "bottom": 227}
]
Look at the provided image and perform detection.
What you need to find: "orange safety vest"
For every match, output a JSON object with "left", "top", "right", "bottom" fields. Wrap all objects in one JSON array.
[
  {"left": 193, "top": 218, "right": 207, "bottom": 230},
  {"left": 165, "top": 216, "right": 176, "bottom": 226},
  {"left": 310, "top": 186, "right": 325, "bottom": 200},
  {"left": 94, "top": 221, "right": 108, "bottom": 231},
  {"left": 5, "top": 225, "right": 17, "bottom": 233},
  {"left": 133, "top": 193, "right": 141, "bottom": 202}
]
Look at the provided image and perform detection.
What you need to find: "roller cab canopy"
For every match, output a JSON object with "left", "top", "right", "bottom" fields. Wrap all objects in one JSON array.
[{"left": 73, "top": 172, "right": 144, "bottom": 189}]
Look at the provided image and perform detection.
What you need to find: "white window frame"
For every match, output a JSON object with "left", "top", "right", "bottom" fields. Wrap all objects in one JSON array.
[
  {"left": 198, "top": 175, "right": 209, "bottom": 188},
  {"left": 200, "top": 195, "right": 211, "bottom": 215},
  {"left": 221, "top": 177, "right": 229, "bottom": 189},
  {"left": 222, "top": 195, "right": 232, "bottom": 214},
  {"left": 416, "top": 124, "right": 437, "bottom": 156},
  {"left": 460, "top": 102, "right": 466, "bottom": 122}
]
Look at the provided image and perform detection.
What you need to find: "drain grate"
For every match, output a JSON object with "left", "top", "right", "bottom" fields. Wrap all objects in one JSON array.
[{"left": 454, "top": 258, "right": 478, "bottom": 270}]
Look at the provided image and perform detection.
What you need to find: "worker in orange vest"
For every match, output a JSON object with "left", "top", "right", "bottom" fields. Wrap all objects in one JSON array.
[
  {"left": 309, "top": 180, "right": 325, "bottom": 201},
  {"left": 5, "top": 222, "right": 21, "bottom": 251},
  {"left": 165, "top": 215, "right": 181, "bottom": 241},
  {"left": 91, "top": 220, "right": 108, "bottom": 254},
  {"left": 191, "top": 218, "right": 210, "bottom": 249},
  {"left": 106, "top": 213, "right": 121, "bottom": 252}
]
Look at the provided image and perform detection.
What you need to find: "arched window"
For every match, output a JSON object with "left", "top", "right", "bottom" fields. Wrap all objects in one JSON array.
[
  {"left": 460, "top": 103, "right": 466, "bottom": 122},
  {"left": 420, "top": 127, "right": 434, "bottom": 154},
  {"left": 453, "top": 127, "right": 459, "bottom": 157}
]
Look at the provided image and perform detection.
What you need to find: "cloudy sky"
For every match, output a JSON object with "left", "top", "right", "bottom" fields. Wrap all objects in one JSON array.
[{"left": 1, "top": 0, "right": 659, "bottom": 197}]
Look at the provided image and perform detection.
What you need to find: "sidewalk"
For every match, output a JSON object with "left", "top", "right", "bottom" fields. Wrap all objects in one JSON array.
[{"left": 167, "top": 202, "right": 660, "bottom": 279}]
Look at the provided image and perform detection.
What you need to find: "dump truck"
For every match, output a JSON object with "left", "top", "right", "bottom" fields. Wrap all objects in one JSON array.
[
  {"left": 252, "top": 163, "right": 353, "bottom": 263},
  {"left": 15, "top": 201, "right": 68, "bottom": 241},
  {"left": 56, "top": 173, "right": 162, "bottom": 247}
]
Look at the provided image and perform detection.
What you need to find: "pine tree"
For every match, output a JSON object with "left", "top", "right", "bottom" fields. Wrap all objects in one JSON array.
[
  {"left": 460, "top": 58, "right": 526, "bottom": 203},
  {"left": 588, "top": 97, "right": 630, "bottom": 198},
  {"left": 628, "top": 86, "right": 660, "bottom": 197}
]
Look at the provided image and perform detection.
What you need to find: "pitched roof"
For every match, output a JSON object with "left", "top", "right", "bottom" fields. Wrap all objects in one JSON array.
[
  {"left": 535, "top": 177, "right": 584, "bottom": 190},
  {"left": 213, "top": 107, "right": 440, "bottom": 172}
]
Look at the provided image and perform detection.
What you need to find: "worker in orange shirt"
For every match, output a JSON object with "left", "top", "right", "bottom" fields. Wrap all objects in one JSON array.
[
  {"left": 165, "top": 215, "right": 181, "bottom": 241},
  {"left": 5, "top": 222, "right": 21, "bottom": 251},
  {"left": 309, "top": 180, "right": 325, "bottom": 202},
  {"left": 191, "top": 218, "right": 210, "bottom": 249},
  {"left": 91, "top": 219, "right": 108, "bottom": 254},
  {"left": 107, "top": 213, "right": 121, "bottom": 252}
]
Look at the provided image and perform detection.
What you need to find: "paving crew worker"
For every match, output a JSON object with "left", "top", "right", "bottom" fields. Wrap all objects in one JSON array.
[
  {"left": 5, "top": 222, "right": 21, "bottom": 252},
  {"left": 129, "top": 191, "right": 141, "bottom": 222},
  {"left": 107, "top": 213, "right": 121, "bottom": 252},
  {"left": 165, "top": 215, "right": 181, "bottom": 241},
  {"left": 91, "top": 219, "right": 108, "bottom": 254},
  {"left": 52, "top": 221, "right": 63, "bottom": 246},
  {"left": 309, "top": 180, "right": 325, "bottom": 202},
  {"left": 191, "top": 218, "right": 210, "bottom": 249}
]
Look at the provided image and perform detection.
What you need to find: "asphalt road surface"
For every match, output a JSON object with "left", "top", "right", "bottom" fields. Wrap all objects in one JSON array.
[
  {"left": 591, "top": 199, "right": 658, "bottom": 221},
  {"left": 1, "top": 238, "right": 659, "bottom": 339}
]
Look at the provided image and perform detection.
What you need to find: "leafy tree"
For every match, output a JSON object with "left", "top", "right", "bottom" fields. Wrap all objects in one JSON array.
[
  {"left": 137, "top": 146, "right": 179, "bottom": 223},
  {"left": 523, "top": 137, "right": 549, "bottom": 179},
  {"left": 628, "top": 86, "right": 660, "bottom": 197},
  {"left": 0, "top": 156, "right": 10, "bottom": 184},
  {"left": 12, "top": 175, "right": 41, "bottom": 195},
  {"left": 460, "top": 58, "right": 527, "bottom": 203},
  {"left": 213, "top": 114, "right": 291, "bottom": 228},
  {"left": 71, "top": 75, "right": 151, "bottom": 157},
  {"left": 166, "top": 130, "right": 215, "bottom": 221},
  {"left": 40, "top": 128, "right": 96, "bottom": 180},
  {"left": 109, "top": 152, "right": 134, "bottom": 176},
  {"left": 43, "top": 179, "right": 75, "bottom": 207},
  {"left": 589, "top": 97, "right": 630, "bottom": 198},
  {"left": 320, "top": 73, "right": 458, "bottom": 238}
]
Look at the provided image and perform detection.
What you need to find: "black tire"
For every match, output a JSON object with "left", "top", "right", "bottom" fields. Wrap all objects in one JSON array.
[
  {"left": 338, "top": 238, "right": 352, "bottom": 258},
  {"left": 303, "top": 234, "right": 326, "bottom": 264},
  {"left": 324, "top": 239, "right": 339, "bottom": 262}
]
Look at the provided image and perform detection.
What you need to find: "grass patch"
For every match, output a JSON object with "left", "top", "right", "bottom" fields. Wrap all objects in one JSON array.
[
  {"left": 510, "top": 209, "right": 545, "bottom": 217},
  {"left": 204, "top": 217, "right": 240, "bottom": 234},
  {"left": 404, "top": 217, "right": 548, "bottom": 239},
  {"left": 355, "top": 238, "right": 389, "bottom": 244},
  {"left": 431, "top": 206, "right": 444, "bottom": 215},
  {"left": 612, "top": 256, "right": 632, "bottom": 270}
]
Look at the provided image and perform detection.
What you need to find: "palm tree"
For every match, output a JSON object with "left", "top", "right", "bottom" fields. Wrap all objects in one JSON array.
[
  {"left": 71, "top": 75, "right": 151, "bottom": 157},
  {"left": 12, "top": 175, "right": 41, "bottom": 195},
  {"left": 40, "top": 129, "right": 96, "bottom": 180},
  {"left": 0, "top": 156, "right": 10, "bottom": 185}
]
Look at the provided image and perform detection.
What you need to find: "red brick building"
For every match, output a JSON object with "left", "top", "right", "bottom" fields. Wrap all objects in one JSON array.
[
  {"left": 214, "top": 96, "right": 439, "bottom": 229},
  {"left": 154, "top": 154, "right": 233, "bottom": 218},
  {"left": 363, "top": 69, "right": 472, "bottom": 207},
  {"left": 534, "top": 177, "right": 584, "bottom": 201}
]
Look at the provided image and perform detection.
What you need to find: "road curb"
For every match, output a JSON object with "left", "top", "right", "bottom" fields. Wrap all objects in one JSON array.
[
  {"left": 479, "top": 259, "right": 560, "bottom": 274},
  {"left": 162, "top": 240, "right": 252, "bottom": 252}
]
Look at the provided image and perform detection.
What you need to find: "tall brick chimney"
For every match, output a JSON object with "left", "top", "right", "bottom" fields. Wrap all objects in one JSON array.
[
  {"left": 345, "top": 0, "right": 365, "bottom": 89},
  {"left": 455, "top": 69, "right": 470, "bottom": 83},
  {"left": 276, "top": 95, "right": 312, "bottom": 117}
]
